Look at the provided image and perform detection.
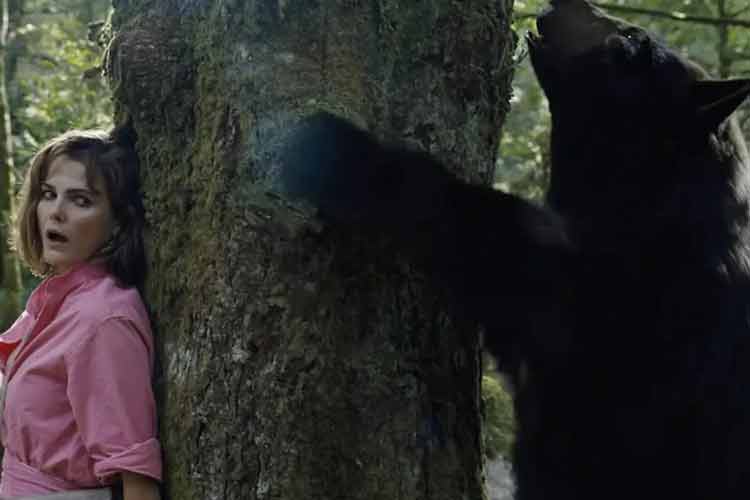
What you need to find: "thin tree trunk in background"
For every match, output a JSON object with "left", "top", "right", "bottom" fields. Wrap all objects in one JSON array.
[
  {"left": 715, "top": 0, "right": 732, "bottom": 78},
  {"left": 0, "top": 0, "right": 21, "bottom": 330},
  {"left": 106, "top": 1, "right": 516, "bottom": 498}
]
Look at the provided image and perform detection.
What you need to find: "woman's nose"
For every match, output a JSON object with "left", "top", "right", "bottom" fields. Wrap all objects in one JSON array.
[{"left": 49, "top": 199, "right": 66, "bottom": 222}]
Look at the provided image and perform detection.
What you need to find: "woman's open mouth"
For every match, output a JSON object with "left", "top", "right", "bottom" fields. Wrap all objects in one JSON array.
[{"left": 45, "top": 229, "right": 69, "bottom": 244}]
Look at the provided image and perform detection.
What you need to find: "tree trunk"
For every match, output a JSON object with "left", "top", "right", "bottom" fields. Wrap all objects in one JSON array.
[
  {"left": 106, "top": 1, "right": 516, "bottom": 498},
  {"left": 0, "top": 0, "right": 21, "bottom": 330}
]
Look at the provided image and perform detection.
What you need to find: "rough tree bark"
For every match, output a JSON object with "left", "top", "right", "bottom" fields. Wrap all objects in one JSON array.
[
  {"left": 106, "top": 1, "right": 516, "bottom": 499},
  {"left": 0, "top": 0, "right": 21, "bottom": 330}
]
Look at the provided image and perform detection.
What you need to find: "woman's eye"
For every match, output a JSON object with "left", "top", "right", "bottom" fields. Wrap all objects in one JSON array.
[
  {"left": 41, "top": 189, "right": 55, "bottom": 200},
  {"left": 73, "top": 195, "right": 92, "bottom": 207}
]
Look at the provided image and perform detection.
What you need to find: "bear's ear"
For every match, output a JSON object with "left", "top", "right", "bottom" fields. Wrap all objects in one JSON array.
[{"left": 692, "top": 79, "right": 750, "bottom": 131}]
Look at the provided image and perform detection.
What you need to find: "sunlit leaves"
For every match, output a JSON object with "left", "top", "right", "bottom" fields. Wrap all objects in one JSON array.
[{"left": 10, "top": 0, "right": 112, "bottom": 167}]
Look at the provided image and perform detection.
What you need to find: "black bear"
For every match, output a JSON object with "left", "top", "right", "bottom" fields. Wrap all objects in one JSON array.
[
  {"left": 524, "top": 2, "right": 750, "bottom": 500},
  {"left": 278, "top": 1, "right": 750, "bottom": 499}
]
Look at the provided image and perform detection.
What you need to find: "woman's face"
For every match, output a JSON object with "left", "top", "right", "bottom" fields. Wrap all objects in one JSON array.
[{"left": 36, "top": 155, "right": 114, "bottom": 275}]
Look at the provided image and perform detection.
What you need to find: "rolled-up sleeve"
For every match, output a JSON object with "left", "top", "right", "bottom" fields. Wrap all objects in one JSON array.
[{"left": 66, "top": 316, "right": 162, "bottom": 483}]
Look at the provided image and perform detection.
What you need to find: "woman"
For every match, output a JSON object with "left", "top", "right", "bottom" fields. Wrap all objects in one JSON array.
[{"left": 0, "top": 127, "right": 162, "bottom": 500}]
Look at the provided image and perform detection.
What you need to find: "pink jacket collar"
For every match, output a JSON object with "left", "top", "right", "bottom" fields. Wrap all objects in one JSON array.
[{"left": 0, "top": 262, "right": 110, "bottom": 357}]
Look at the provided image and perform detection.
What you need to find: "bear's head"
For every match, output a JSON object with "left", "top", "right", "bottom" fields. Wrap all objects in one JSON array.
[{"left": 528, "top": 0, "right": 750, "bottom": 254}]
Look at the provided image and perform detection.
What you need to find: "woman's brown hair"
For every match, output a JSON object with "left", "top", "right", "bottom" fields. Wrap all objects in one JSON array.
[{"left": 12, "top": 125, "right": 146, "bottom": 287}]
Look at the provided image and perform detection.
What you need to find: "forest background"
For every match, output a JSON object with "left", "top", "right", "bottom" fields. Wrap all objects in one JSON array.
[{"left": 0, "top": 0, "right": 748, "bottom": 470}]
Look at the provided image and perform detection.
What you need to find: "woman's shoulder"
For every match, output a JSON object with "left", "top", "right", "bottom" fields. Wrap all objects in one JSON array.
[{"left": 65, "top": 272, "right": 149, "bottom": 327}]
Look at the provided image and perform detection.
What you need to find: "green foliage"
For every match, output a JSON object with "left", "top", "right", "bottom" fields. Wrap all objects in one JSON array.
[
  {"left": 495, "top": 56, "right": 550, "bottom": 201},
  {"left": 481, "top": 372, "right": 516, "bottom": 460},
  {"left": 494, "top": 0, "right": 549, "bottom": 200},
  {"left": 10, "top": 0, "right": 112, "bottom": 168}
]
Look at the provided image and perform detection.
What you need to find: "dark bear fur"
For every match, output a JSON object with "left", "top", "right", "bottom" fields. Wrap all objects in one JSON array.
[
  {"left": 279, "top": 113, "right": 575, "bottom": 373},
  {"left": 523, "top": 2, "right": 750, "bottom": 499},
  {"left": 278, "top": 1, "right": 750, "bottom": 498}
]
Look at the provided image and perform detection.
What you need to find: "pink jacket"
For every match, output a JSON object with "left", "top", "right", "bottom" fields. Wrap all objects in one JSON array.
[{"left": 0, "top": 263, "right": 162, "bottom": 497}]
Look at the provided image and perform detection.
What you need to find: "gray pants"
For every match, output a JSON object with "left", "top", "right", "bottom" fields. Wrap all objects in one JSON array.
[{"left": 4, "top": 488, "right": 114, "bottom": 500}]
